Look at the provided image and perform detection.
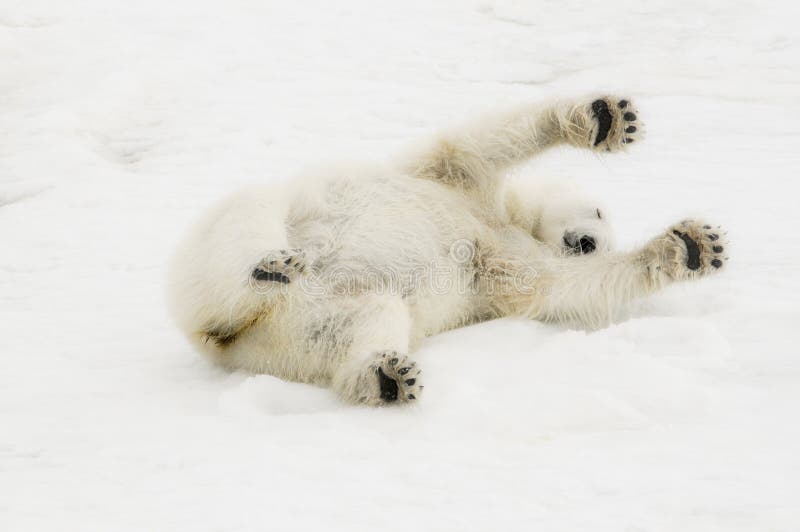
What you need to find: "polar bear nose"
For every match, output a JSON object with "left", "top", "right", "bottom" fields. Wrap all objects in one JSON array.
[
  {"left": 563, "top": 232, "right": 597, "bottom": 254},
  {"left": 579, "top": 235, "right": 596, "bottom": 254}
]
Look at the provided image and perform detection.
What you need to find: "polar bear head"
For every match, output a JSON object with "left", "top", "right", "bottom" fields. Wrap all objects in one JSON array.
[{"left": 505, "top": 177, "right": 615, "bottom": 255}]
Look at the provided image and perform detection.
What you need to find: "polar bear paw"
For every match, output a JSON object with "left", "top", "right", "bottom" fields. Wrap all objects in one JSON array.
[
  {"left": 374, "top": 351, "right": 423, "bottom": 403},
  {"left": 587, "top": 97, "right": 642, "bottom": 152},
  {"left": 655, "top": 220, "right": 729, "bottom": 280},
  {"left": 350, "top": 351, "right": 423, "bottom": 405},
  {"left": 250, "top": 248, "right": 307, "bottom": 288}
]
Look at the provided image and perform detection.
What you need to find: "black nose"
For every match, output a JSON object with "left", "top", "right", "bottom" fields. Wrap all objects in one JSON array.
[{"left": 579, "top": 236, "right": 596, "bottom": 254}]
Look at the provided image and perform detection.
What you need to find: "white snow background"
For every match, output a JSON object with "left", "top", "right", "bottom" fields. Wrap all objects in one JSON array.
[{"left": 2, "top": 0, "right": 799, "bottom": 530}]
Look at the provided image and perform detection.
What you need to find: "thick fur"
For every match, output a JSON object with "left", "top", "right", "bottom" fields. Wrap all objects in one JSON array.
[{"left": 167, "top": 95, "right": 727, "bottom": 406}]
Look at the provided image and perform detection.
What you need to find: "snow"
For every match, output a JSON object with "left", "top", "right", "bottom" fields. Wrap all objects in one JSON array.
[{"left": 2, "top": 0, "right": 799, "bottom": 530}]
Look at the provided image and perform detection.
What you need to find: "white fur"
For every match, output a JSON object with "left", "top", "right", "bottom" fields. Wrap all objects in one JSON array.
[
  {"left": 505, "top": 177, "right": 614, "bottom": 253},
  {"left": 167, "top": 95, "right": 727, "bottom": 405}
]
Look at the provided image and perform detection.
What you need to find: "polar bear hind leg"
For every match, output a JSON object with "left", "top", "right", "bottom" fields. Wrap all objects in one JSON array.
[
  {"left": 167, "top": 186, "right": 298, "bottom": 354},
  {"left": 218, "top": 290, "right": 420, "bottom": 405}
]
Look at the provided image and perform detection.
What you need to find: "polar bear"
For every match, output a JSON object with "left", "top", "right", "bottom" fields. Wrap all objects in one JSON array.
[{"left": 168, "top": 95, "right": 728, "bottom": 405}]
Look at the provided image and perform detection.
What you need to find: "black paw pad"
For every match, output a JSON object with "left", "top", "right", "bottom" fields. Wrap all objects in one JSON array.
[
  {"left": 377, "top": 368, "right": 398, "bottom": 402},
  {"left": 252, "top": 269, "right": 290, "bottom": 283},
  {"left": 623, "top": 111, "right": 637, "bottom": 121},
  {"left": 618, "top": 100, "right": 629, "bottom": 109},
  {"left": 591, "top": 99, "right": 613, "bottom": 146},
  {"left": 673, "top": 230, "right": 701, "bottom": 270},
  {"left": 711, "top": 259, "right": 723, "bottom": 268}
]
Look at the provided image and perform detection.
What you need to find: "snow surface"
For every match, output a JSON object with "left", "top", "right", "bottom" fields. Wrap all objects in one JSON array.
[{"left": 2, "top": 1, "right": 799, "bottom": 530}]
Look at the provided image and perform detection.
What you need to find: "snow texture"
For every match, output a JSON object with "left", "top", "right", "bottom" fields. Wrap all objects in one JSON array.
[{"left": 2, "top": 1, "right": 799, "bottom": 530}]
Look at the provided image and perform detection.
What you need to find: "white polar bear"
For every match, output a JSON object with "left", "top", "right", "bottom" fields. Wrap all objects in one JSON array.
[{"left": 167, "top": 95, "right": 728, "bottom": 405}]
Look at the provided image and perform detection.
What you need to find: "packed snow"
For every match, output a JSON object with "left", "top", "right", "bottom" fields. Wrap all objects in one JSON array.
[{"left": 2, "top": 0, "right": 799, "bottom": 530}]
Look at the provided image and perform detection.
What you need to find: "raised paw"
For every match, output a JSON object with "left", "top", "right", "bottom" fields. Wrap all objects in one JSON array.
[
  {"left": 359, "top": 351, "right": 423, "bottom": 405},
  {"left": 588, "top": 97, "right": 643, "bottom": 152},
  {"left": 654, "top": 220, "right": 729, "bottom": 280},
  {"left": 250, "top": 248, "right": 307, "bottom": 288}
]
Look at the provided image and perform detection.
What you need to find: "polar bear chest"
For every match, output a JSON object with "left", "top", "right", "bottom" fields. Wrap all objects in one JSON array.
[{"left": 287, "top": 171, "right": 495, "bottom": 336}]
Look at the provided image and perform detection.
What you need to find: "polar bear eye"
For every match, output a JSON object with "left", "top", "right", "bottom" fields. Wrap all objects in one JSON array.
[{"left": 596, "top": 208, "right": 603, "bottom": 219}]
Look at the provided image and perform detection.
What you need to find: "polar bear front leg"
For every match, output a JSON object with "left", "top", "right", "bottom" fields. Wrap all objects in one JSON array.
[
  {"left": 496, "top": 219, "right": 728, "bottom": 327},
  {"left": 407, "top": 94, "right": 643, "bottom": 194}
]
